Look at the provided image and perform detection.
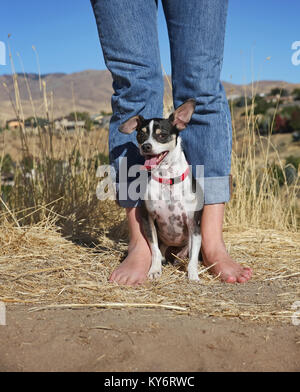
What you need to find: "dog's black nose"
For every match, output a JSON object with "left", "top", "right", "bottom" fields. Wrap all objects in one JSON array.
[{"left": 142, "top": 143, "right": 152, "bottom": 153}]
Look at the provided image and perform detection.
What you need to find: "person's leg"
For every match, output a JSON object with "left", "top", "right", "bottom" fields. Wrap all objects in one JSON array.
[
  {"left": 90, "top": 0, "right": 163, "bottom": 284},
  {"left": 200, "top": 204, "right": 252, "bottom": 283},
  {"left": 109, "top": 207, "right": 152, "bottom": 286},
  {"left": 162, "top": 0, "right": 252, "bottom": 282},
  {"left": 90, "top": 0, "right": 164, "bottom": 207}
]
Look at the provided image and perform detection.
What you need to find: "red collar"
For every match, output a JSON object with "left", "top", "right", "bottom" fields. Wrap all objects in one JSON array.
[{"left": 150, "top": 167, "right": 190, "bottom": 185}]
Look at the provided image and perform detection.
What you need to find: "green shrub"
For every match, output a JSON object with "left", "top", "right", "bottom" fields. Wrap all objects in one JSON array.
[
  {"left": 286, "top": 155, "right": 300, "bottom": 170},
  {"left": 1, "top": 154, "right": 14, "bottom": 173},
  {"left": 292, "top": 88, "right": 300, "bottom": 101},
  {"left": 233, "top": 96, "right": 251, "bottom": 108},
  {"left": 254, "top": 98, "right": 276, "bottom": 115},
  {"left": 24, "top": 117, "right": 49, "bottom": 128},
  {"left": 269, "top": 88, "right": 289, "bottom": 97},
  {"left": 290, "top": 109, "right": 300, "bottom": 130},
  {"left": 281, "top": 105, "right": 299, "bottom": 118}
]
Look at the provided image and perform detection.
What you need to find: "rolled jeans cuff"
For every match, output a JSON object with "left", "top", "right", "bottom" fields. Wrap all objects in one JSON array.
[{"left": 202, "top": 175, "right": 232, "bottom": 205}]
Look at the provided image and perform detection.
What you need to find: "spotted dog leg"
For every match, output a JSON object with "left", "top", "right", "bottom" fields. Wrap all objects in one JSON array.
[
  {"left": 187, "top": 210, "right": 202, "bottom": 281},
  {"left": 140, "top": 203, "right": 163, "bottom": 280},
  {"left": 159, "top": 242, "right": 168, "bottom": 265}
]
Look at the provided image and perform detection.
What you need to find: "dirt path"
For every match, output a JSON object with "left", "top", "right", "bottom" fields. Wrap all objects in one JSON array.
[{"left": 0, "top": 305, "right": 299, "bottom": 372}]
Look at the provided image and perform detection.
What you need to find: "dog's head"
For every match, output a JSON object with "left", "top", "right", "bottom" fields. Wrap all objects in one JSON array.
[{"left": 119, "top": 99, "right": 196, "bottom": 169}]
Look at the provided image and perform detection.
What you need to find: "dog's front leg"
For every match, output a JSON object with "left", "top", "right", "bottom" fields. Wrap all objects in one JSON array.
[
  {"left": 187, "top": 211, "right": 202, "bottom": 281},
  {"left": 147, "top": 217, "right": 163, "bottom": 279},
  {"left": 140, "top": 205, "right": 163, "bottom": 280}
]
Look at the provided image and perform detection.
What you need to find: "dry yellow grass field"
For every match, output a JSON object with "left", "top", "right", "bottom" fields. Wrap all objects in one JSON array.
[
  {"left": 0, "top": 68, "right": 299, "bottom": 371},
  {"left": 0, "top": 93, "right": 299, "bottom": 321}
]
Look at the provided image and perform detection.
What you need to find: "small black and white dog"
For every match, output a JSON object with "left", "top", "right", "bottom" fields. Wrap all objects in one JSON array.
[{"left": 119, "top": 99, "right": 204, "bottom": 281}]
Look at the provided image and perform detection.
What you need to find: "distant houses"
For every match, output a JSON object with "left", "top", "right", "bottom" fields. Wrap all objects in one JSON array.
[
  {"left": 265, "top": 94, "right": 294, "bottom": 104},
  {"left": 54, "top": 113, "right": 111, "bottom": 131},
  {"left": 3, "top": 113, "right": 111, "bottom": 133},
  {"left": 54, "top": 118, "right": 85, "bottom": 131},
  {"left": 6, "top": 119, "right": 24, "bottom": 130},
  {"left": 91, "top": 114, "right": 103, "bottom": 123},
  {"left": 91, "top": 113, "right": 111, "bottom": 129}
]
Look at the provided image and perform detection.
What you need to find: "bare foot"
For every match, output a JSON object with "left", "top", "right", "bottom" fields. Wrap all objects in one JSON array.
[
  {"left": 199, "top": 203, "right": 252, "bottom": 283},
  {"left": 109, "top": 239, "right": 152, "bottom": 286},
  {"left": 201, "top": 240, "right": 252, "bottom": 283}
]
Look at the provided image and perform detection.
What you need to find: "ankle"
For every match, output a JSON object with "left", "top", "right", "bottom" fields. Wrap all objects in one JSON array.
[
  {"left": 201, "top": 235, "right": 226, "bottom": 257},
  {"left": 128, "top": 235, "right": 150, "bottom": 252}
]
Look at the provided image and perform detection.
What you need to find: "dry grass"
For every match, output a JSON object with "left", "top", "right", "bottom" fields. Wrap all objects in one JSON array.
[
  {"left": 0, "top": 51, "right": 299, "bottom": 324},
  {"left": 226, "top": 89, "right": 300, "bottom": 231},
  {"left": 0, "top": 220, "right": 299, "bottom": 323},
  {"left": 0, "top": 127, "right": 109, "bottom": 162}
]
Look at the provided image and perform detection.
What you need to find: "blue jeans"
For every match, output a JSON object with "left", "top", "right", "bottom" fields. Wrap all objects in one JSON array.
[{"left": 91, "top": 0, "right": 232, "bottom": 207}]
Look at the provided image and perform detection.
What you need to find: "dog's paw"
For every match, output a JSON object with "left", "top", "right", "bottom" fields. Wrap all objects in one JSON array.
[
  {"left": 148, "top": 267, "right": 162, "bottom": 280},
  {"left": 188, "top": 272, "right": 200, "bottom": 282}
]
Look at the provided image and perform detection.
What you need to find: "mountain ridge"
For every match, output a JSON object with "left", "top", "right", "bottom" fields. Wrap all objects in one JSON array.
[{"left": 0, "top": 69, "right": 299, "bottom": 122}]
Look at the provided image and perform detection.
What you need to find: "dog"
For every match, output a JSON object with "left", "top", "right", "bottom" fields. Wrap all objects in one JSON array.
[{"left": 119, "top": 99, "right": 204, "bottom": 281}]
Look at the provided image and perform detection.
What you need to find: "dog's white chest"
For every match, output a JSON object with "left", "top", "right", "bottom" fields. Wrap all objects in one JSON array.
[{"left": 145, "top": 175, "right": 197, "bottom": 247}]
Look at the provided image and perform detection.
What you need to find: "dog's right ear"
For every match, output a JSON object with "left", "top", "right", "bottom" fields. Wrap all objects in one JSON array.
[
  {"left": 119, "top": 115, "right": 144, "bottom": 134},
  {"left": 169, "top": 99, "right": 196, "bottom": 131}
]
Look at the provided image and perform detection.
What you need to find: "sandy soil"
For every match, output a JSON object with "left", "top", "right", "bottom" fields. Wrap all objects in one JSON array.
[{"left": 0, "top": 305, "right": 299, "bottom": 372}]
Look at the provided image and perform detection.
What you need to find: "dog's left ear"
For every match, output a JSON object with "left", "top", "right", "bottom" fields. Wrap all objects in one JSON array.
[
  {"left": 119, "top": 115, "right": 144, "bottom": 134},
  {"left": 169, "top": 99, "right": 196, "bottom": 131}
]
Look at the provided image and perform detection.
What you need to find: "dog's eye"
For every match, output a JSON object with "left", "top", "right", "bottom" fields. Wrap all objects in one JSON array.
[
  {"left": 157, "top": 132, "right": 168, "bottom": 139},
  {"left": 137, "top": 131, "right": 148, "bottom": 144}
]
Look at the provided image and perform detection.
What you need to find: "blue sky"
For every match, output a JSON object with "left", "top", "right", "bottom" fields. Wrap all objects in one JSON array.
[{"left": 0, "top": 0, "right": 299, "bottom": 84}]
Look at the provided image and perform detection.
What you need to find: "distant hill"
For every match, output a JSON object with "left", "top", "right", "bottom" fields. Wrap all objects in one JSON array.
[
  {"left": 223, "top": 79, "right": 300, "bottom": 97},
  {"left": 0, "top": 70, "right": 114, "bottom": 122},
  {"left": 0, "top": 69, "right": 299, "bottom": 123}
]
